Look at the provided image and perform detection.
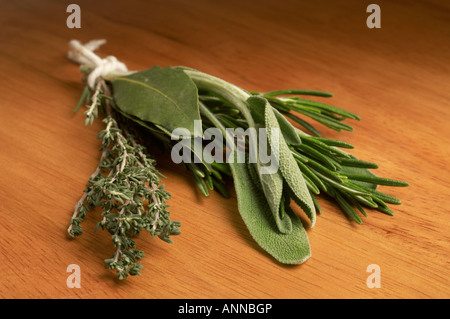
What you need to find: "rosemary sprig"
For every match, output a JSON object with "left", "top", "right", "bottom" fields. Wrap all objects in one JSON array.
[
  {"left": 191, "top": 88, "right": 408, "bottom": 225},
  {"left": 263, "top": 91, "right": 360, "bottom": 136}
]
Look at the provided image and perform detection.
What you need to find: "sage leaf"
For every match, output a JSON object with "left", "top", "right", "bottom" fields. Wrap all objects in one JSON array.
[
  {"left": 247, "top": 98, "right": 293, "bottom": 234},
  {"left": 271, "top": 107, "right": 302, "bottom": 146},
  {"left": 232, "top": 161, "right": 311, "bottom": 264},
  {"left": 248, "top": 162, "right": 293, "bottom": 234},
  {"left": 200, "top": 101, "right": 310, "bottom": 263},
  {"left": 110, "top": 66, "right": 201, "bottom": 136},
  {"left": 248, "top": 97, "right": 317, "bottom": 227}
]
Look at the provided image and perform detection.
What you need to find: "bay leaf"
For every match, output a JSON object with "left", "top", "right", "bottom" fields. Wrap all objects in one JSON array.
[{"left": 110, "top": 66, "right": 201, "bottom": 136}]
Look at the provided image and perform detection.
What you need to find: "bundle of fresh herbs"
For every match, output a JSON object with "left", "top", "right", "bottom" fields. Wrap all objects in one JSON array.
[{"left": 67, "top": 40, "right": 408, "bottom": 279}]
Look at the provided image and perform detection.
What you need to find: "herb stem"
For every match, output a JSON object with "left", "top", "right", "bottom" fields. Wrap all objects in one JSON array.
[
  {"left": 86, "top": 82, "right": 102, "bottom": 117},
  {"left": 116, "top": 132, "right": 128, "bottom": 173},
  {"left": 113, "top": 205, "right": 128, "bottom": 263},
  {"left": 67, "top": 192, "right": 87, "bottom": 237},
  {"left": 67, "top": 145, "right": 109, "bottom": 237},
  {"left": 147, "top": 184, "right": 162, "bottom": 231}
]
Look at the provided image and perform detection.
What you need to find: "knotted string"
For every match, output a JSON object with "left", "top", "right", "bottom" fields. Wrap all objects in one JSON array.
[{"left": 68, "top": 39, "right": 130, "bottom": 89}]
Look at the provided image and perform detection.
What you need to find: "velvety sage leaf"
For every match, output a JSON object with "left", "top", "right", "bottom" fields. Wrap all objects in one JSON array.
[
  {"left": 110, "top": 66, "right": 201, "bottom": 136},
  {"left": 271, "top": 107, "right": 302, "bottom": 146},
  {"left": 199, "top": 101, "right": 310, "bottom": 264},
  {"left": 231, "top": 161, "right": 311, "bottom": 264},
  {"left": 250, "top": 98, "right": 301, "bottom": 146},
  {"left": 249, "top": 97, "right": 316, "bottom": 227},
  {"left": 247, "top": 98, "right": 292, "bottom": 234},
  {"left": 249, "top": 162, "right": 292, "bottom": 234}
]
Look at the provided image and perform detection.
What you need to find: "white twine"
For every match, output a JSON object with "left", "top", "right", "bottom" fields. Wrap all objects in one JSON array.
[{"left": 68, "top": 39, "right": 130, "bottom": 89}]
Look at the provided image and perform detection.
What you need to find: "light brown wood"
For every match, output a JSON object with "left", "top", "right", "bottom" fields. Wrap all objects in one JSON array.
[{"left": 0, "top": 0, "right": 448, "bottom": 299}]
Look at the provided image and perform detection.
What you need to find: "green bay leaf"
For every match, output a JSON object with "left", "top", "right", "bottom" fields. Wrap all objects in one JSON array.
[{"left": 110, "top": 66, "right": 201, "bottom": 136}]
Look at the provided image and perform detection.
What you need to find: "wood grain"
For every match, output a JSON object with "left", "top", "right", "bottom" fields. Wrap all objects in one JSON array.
[{"left": 0, "top": 0, "right": 448, "bottom": 299}]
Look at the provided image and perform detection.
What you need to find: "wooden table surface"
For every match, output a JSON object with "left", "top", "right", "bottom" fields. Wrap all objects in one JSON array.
[{"left": 0, "top": 0, "right": 449, "bottom": 299}]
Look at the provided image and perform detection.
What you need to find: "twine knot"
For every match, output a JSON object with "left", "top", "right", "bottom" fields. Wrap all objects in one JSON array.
[{"left": 68, "top": 39, "right": 129, "bottom": 89}]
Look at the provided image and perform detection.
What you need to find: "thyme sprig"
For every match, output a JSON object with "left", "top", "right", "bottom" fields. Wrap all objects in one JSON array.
[{"left": 68, "top": 81, "right": 180, "bottom": 280}]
